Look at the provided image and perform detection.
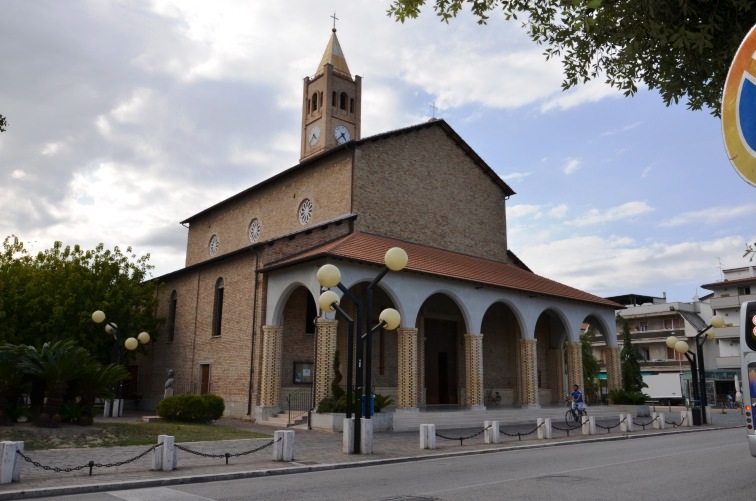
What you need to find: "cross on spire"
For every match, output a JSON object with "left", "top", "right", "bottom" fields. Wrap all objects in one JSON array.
[
  {"left": 430, "top": 102, "right": 438, "bottom": 118},
  {"left": 331, "top": 12, "right": 338, "bottom": 32}
]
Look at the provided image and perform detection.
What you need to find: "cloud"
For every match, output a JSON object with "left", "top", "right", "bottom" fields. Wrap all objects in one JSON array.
[
  {"left": 659, "top": 204, "right": 756, "bottom": 227},
  {"left": 568, "top": 201, "right": 655, "bottom": 227},
  {"left": 563, "top": 158, "right": 581, "bottom": 174}
]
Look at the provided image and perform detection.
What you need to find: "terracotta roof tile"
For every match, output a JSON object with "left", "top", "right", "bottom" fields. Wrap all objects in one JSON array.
[{"left": 264, "top": 232, "right": 620, "bottom": 309}]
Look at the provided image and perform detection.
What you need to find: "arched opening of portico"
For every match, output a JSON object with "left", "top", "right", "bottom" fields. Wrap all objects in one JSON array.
[
  {"left": 419, "top": 293, "right": 465, "bottom": 407},
  {"left": 279, "top": 286, "right": 318, "bottom": 404},
  {"left": 535, "top": 312, "right": 569, "bottom": 405},
  {"left": 481, "top": 302, "right": 520, "bottom": 405}
]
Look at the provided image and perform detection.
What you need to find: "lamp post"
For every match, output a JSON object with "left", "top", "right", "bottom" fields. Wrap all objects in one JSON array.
[
  {"left": 316, "top": 246, "right": 407, "bottom": 454},
  {"left": 91, "top": 310, "right": 150, "bottom": 417},
  {"left": 666, "top": 313, "right": 723, "bottom": 425}
]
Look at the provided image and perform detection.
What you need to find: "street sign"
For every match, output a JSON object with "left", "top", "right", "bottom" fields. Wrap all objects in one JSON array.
[{"left": 722, "top": 23, "right": 756, "bottom": 187}]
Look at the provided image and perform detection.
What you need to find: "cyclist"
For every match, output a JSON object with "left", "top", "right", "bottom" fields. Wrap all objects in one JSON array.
[{"left": 570, "top": 384, "right": 586, "bottom": 416}]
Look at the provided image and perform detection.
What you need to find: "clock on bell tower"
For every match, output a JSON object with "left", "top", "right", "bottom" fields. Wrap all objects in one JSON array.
[{"left": 300, "top": 27, "right": 361, "bottom": 161}]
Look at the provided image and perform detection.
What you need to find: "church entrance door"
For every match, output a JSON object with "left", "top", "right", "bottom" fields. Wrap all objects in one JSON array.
[{"left": 424, "top": 319, "right": 458, "bottom": 405}]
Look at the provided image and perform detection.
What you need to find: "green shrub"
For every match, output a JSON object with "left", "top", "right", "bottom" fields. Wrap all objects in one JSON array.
[
  {"left": 374, "top": 393, "right": 394, "bottom": 412},
  {"left": 59, "top": 401, "right": 81, "bottom": 423},
  {"left": 157, "top": 394, "right": 225, "bottom": 423},
  {"left": 608, "top": 389, "right": 649, "bottom": 405}
]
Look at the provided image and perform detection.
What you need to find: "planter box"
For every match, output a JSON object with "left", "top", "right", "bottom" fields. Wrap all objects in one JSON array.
[
  {"left": 309, "top": 412, "right": 393, "bottom": 432},
  {"left": 615, "top": 404, "right": 651, "bottom": 417}
]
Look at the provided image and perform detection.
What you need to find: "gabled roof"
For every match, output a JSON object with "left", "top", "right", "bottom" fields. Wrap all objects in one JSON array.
[
  {"left": 263, "top": 232, "right": 621, "bottom": 309},
  {"left": 316, "top": 29, "right": 351, "bottom": 78},
  {"left": 181, "top": 119, "right": 514, "bottom": 224}
]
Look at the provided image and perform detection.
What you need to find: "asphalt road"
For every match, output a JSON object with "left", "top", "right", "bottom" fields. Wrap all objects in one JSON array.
[{"left": 34, "top": 428, "right": 755, "bottom": 501}]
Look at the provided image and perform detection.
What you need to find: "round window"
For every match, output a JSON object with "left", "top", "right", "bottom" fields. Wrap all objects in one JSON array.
[
  {"left": 248, "top": 218, "right": 261, "bottom": 243},
  {"left": 298, "top": 199, "right": 313, "bottom": 225}
]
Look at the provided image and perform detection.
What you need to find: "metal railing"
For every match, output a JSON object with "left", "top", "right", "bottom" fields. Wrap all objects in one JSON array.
[{"left": 285, "top": 387, "right": 313, "bottom": 426}]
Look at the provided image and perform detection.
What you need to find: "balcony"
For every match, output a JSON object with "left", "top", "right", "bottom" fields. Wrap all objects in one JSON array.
[{"left": 715, "top": 356, "right": 740, "bottom": 369}]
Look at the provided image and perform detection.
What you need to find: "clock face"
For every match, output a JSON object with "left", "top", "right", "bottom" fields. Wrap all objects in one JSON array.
[
  {"left": 308, "top": 125, "right": 321, "bottom": 145},
  {"left": 209, "top": 235, "right": 219, "bottom": 257},
  {"left": 334, "top": 125, "right": 351, "bottom": 144}
]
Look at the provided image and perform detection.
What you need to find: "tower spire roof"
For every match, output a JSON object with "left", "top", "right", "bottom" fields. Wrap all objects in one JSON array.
[{"left": 316, "top": 29, "right": 351, "bottom": 78}]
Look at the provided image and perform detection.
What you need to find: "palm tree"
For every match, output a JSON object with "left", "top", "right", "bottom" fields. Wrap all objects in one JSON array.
[
  {"left": 18, "top": 340, "right": 91, "bottom": 426},
  {"left": 71, "top": 361, "right": 130, "bottom": 425},
  {"left": 0, "top": 343, "right": 27, "bottom": 425}
]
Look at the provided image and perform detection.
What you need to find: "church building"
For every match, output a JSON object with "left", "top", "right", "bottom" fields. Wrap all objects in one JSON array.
[{"left": 138, "top": 28, "right": 623, "bottom": 424}]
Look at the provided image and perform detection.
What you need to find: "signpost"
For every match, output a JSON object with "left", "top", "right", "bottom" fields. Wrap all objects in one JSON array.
[{"left": 722, "top": 24, "right": 756, "bottom": 187}]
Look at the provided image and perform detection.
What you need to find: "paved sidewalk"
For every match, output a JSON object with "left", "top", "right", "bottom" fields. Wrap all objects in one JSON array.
[{"left": 0, "top": 407, "right": 745, "bottom": 500}]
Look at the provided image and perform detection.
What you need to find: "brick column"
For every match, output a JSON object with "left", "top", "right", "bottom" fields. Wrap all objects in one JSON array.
[
  {"left": 547, "top": 347, "right": 566, "bottom": 403},
  {"left": 605, "top": 346, "right": 622, "bottom": 392},
  {"left": 259, "top": 325, "right": 283, "bottom": 408},
  {"left": 397, "top": 327, "right": 419, "bottom": 409},
  {"left": 566, "top": 341, "right": 583, "bottom": 390},
  {"left": 417, "top": 315, "right": 426, "bottom": 407},
  {"left": 465, "top": 333, "right": 484, "bottom": 408},
  {"left": 314, "top": 318, "right": 338, "bottom": 407},
  {"left": 519, "top": 338, "right": 539, "bottom": 407}
]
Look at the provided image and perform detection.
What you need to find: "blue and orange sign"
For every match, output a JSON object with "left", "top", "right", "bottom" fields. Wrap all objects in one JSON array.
[{"left": 722, "top": 24, "right": 756, "bottom": 187}]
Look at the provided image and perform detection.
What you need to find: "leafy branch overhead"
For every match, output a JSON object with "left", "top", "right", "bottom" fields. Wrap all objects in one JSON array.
[{"left": 387, "top": 0, "right": 756, "bottom": 115}]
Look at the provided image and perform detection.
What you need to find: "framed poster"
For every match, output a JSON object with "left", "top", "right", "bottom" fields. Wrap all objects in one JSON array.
[{"left": 293, "top": 362, "right": 313, "bottom": 384}]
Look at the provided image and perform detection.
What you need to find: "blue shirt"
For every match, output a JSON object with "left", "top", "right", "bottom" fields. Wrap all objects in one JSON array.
[{"left": 571, "top": 389, "right": 583, "bottom": 403}]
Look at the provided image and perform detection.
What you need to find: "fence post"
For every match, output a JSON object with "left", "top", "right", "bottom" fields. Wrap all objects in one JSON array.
[
  {"left": 582, "top": 415, "right": 593, "bottom": 435},
  {"left": 274, "top": 430, "right": 295, "bottom": 461},
  {"left": 153, "top": 435, "right": 176, "bottom": 471},
  {"left": 420, "top": 424, "right": 436, "bottom": 449},
  {"left": 0, "top": 441, "right": 20, "bottom": 484},
  {"left": 537, "top": 418, "right": 552, "bottom": 440},
  {"left": 484, "top": 420, "right": 500, "bottom": 444}
]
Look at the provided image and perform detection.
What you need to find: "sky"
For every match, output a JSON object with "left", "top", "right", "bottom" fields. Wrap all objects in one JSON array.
[{"left": 1, "top": 0, "right": 754, "bottom": 303}]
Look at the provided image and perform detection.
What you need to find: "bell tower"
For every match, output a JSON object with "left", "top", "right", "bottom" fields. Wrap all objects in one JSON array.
[{"left": 300, "top": 28, "right": 362, "bottom": 161}]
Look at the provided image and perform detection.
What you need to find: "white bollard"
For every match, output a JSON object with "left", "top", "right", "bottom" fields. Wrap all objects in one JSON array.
[
  {"left": 651, "top": 412, "right": 663, "bottom": 430},
  {"left": 420, "top": 424, "right": 436, "bottom": 449},
  {"left": 484, "top": 420, "right": 500, "bottom": 444},
  {"left": 626, "top": 414, "right": 634, "bottom": 432},
  {"left": 0, "top": 441, "right": 19, "bottom": 484},
  {"left": 342, "top": 417, "right": 355, "bottom": 454},
  {"left": 537, "top": 418, "right": 552, "bottom": 440},
  {"left": 658, "top": 413, "right": 666, "bottom": 430},
  {"left": 274, "top": 430, "right": 295, "bottom": 461},
  {"left": 12, "top": 441, "right": 22, "bottom": 482},
  {"left": 582, "top": 415, "right": 593, "bottom": 435},
  {"left": 619, "top": 413, "right": 628, "bottom": 433},
  {"left": 153, "top": 435, "right": 176, "bottom": 471},
  {"left": 681, "top": 411, "right": 691, "bottom": 427},
  {"left": 360, "top": 418, "right": 373, "bottom": 455}
]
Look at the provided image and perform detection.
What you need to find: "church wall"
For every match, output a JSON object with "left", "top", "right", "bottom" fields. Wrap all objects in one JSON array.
[
  {"left": 184, "top": 152, "right": 354, "bottom": 267},
  {"left": 150, "top": 254, "right": 257, "bottom": 416},
  {"left": 352, "top": 125, "right": 509, "bottom": 262}
]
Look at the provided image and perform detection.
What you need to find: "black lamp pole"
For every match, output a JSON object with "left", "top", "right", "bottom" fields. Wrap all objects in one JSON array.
[{"left": 694, "top": 324, "right": 715, "bottom": 425}]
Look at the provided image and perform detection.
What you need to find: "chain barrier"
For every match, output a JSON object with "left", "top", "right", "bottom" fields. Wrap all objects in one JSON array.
[
  {"left": 551, "top": 422, "right": 582, "bottom": 436},
  {"left": 595, "top": 416, "right": 627, "bottom": 433},
  {"left": 633, "top": 415, "right": 659, "bottom": 430},
  {"left": 498, "top": 421, "right": 544, "bottom": 441},
  {"left": 175, "top": 437, "right": 279, "bottom": 465},
  {"left": 664, "top": 417, "right": 684, "bottom": 428},
  {"left": 435, "top": 425, "right": 491, "bottom": 446},
  {"left": 16, "top": 443, "right": 161, "bottom": 476}
]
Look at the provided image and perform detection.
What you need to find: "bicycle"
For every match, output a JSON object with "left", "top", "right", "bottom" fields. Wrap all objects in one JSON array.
[
  {"left": 565, "top": 399, "right": 586, "bottom": 426},
  {"left": 484, "top": 389, "right": 501, "bottom": 407}
]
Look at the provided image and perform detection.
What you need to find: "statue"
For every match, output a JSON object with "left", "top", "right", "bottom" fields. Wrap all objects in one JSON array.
[{"left": 164, "top": 369, "right": 175, "bottom": 397}]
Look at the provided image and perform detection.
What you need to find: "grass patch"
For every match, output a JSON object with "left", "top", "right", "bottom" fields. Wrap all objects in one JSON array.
[{"left": 0, "top": 421, "right": 271, "bottom": 451}]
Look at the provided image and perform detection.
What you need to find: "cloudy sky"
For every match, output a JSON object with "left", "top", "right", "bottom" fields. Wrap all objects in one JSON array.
[{"left": 1, "top": 0, "right": 754, "bottom": 302}]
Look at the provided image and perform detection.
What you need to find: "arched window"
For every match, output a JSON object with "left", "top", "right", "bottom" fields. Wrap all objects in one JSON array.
[
  {"left": 350, "top": 98, "right": 354, "bottom": 113},
  {"left": 167, "top": 290, "right": 177, "bottom": 342},
  {"left": 212, "top": 278, "right": 225, "bottom": 337},
  {"left": 311, "top": 92, "right": 318, "bottom": 112},
  {"left": 340, "top": 92, "right": 347, "bottom": 110}
]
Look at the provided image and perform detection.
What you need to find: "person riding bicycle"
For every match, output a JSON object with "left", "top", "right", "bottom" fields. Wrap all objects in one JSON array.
[{"left": 570, "top": 384, "right": 585, "bottom": 415}]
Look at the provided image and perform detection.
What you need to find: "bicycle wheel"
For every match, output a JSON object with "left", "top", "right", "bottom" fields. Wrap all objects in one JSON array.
[{"left": 565, "top": 409, "right": 578, "bottom": 426}]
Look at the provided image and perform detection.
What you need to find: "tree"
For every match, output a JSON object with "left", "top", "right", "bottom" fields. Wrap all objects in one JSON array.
[
  {"left": 387, "top": 0, "right": 756, "bottom": 115},
  {"left": 0, "top": 115, "right": 6, "bottom": 133},
  {"left": 617, "top": 315, "right": 647, "bottom": 393},
  {"left": 0, "top": 236, "right": 162, "bottom": 364},
  {"left": 580, "top": 327, "right": 601, "bottom": 401}
]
